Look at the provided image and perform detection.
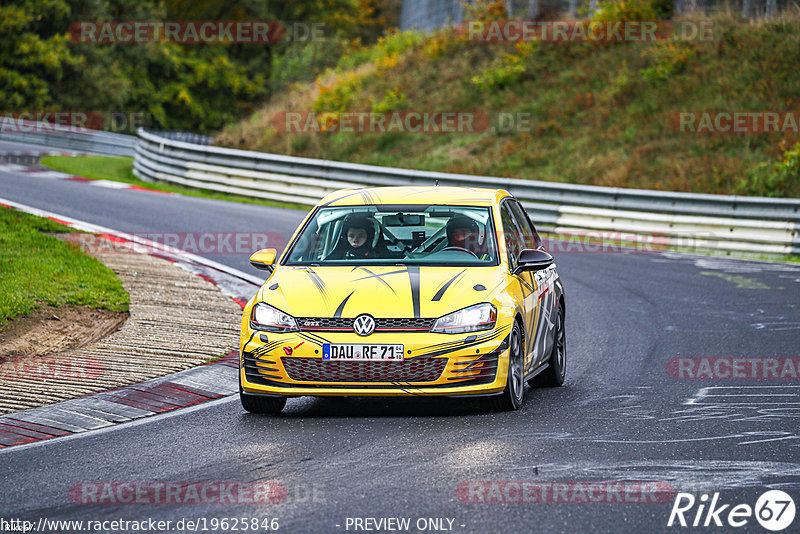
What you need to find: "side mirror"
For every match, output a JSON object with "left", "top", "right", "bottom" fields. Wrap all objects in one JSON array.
[
  {"left": 514, "top": 249, "right": 553, "bottom": 273},
  {"left": 249, "top": 248, "right": 277, "bottom": 271}
]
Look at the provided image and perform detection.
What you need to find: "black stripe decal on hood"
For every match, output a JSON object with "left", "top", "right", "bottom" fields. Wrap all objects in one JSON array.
[
  {"left": 305, "top": 267, "right": 329, "bottom": 305},
  {"left": 432, "top": 269, "right": 465, "bottom": 302},
  {"left": 355, "top": 267, "right": 398, "bottom": 295},
  {"left": 355, "top": 268, "right": 408, "bottom": 283},
  {"left": 334, "top": 291, "right": 355, "bottom": 318},
  {"left": 407, "top": 265, "right": 421, "bottom": 318}
]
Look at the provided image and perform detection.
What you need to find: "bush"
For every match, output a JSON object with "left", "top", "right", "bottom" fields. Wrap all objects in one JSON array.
[
  {"left": 372, "top": 88, "right": 407, "bottom": 112},
  {"left": 421, "top": 27, "right": 468, "bottom": 59},
  {"left": 336, "top": 29, "right": 424, "bottom": 71},
  {"left": 737, "top": 143, "right": 800, "bottom": 197},
  {"left": 462, "top": 0, "right": 508, "bottom": 22},
  {"left": 640, "top": 42, "right": 695, "bottom": 83},
  {"left": 271, "top": 39, "right": 349, "bottom": 91},
  {"left": 592, "top": 0, "right": 660, "bottom": 22},
  {"left": 471, "top": 41, "right": 536, "bottom": 91},
  {"left": 313, "top": 72, "right": 366, "bottom": 112}
]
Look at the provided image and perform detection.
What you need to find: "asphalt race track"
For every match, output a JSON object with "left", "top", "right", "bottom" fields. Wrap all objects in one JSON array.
[{"left": 2, "top": 149, "right": 800, "bottom": 534}]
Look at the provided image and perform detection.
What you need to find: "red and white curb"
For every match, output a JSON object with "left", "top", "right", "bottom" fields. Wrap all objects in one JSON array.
[
  {"left": 0, "top": 199, "right": 268, "bottom": 449},
  {"left": 0, "top": 353, "right": 240, "bottom": 449}
]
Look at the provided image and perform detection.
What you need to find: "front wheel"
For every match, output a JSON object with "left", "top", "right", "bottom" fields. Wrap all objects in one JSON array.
[
  {"left": 240, "top": 391, "right": 287, "bottom": 414},
  {"left": 488, "top": 322, "right": 525, "bottom": 411},
  {"left": 529, "top": 301, "right": 566, "bottom": 388}
]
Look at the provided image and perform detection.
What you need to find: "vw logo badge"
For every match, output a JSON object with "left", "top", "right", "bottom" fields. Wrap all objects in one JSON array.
[{"left": 353, "top": 314, "right": 376, "bottom": 336}]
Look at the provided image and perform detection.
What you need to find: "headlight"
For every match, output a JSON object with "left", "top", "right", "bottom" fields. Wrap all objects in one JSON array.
[
  {"left": 250, "top": 302, "right": 298, "bottom": 332},
  {"left": 431, "top": 303, "right": 497, "bottom": 334}
]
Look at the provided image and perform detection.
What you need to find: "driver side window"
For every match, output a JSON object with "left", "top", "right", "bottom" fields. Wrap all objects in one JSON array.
[
  {"left": 500, "top": 202, "right": 524, "bottom": 272},
  {"left": 509, "top": 200, "right": 541, "bottom": 249}
]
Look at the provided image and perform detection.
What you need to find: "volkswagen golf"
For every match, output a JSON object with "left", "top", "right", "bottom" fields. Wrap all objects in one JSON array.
[{"left": 240, "top": 186, "right": 565, "bottom": 413}]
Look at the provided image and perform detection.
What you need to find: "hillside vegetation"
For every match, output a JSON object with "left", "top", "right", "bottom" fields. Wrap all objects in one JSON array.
[
  {"left": 217, "top": 2, "right": 800, "bottom": 197},
  {"left": 1, "top": 0, "right": 397, "bottom": 133}
]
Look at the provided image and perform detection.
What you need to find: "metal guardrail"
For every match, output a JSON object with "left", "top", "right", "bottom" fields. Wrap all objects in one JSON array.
[
  {"left": 133, "top": 128, "right": 799, "bottom": 256},
  {"left": 0, "top": 121, "right": 137, "bottom": 156},
  {"left": 149, "top": 131, "right": 214, "bottom": 145}
]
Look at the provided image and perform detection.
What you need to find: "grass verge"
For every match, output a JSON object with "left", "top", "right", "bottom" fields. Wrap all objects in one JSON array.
[
  {"left": 0, "top": 207, "right": 129, "bottom": 327},
  {"left": 40, "top": 155, "right": 307, "bottom": 210}
]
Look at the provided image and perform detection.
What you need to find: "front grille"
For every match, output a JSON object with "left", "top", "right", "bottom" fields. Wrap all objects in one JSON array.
[
  {"left": 281, "top": 357, "right": 446, "bottom": 383},
  {"left": 297, "top": 317, "right": 435, "bottom": 332}
]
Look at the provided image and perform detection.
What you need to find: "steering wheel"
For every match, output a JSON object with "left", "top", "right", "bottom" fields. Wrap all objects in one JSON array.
[{"left": 441, "top": 246, "right": 479, "bottom": 258}]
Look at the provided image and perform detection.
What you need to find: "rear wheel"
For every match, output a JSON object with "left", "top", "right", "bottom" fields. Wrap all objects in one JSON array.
[
  {"left": 489, "top": 322, "right": 524, "bottom": 411},
  {"left": 240, "top": 390, "right": 287, "bottom": 414},
  {"left": 530, "top": 301, "right": 566, "bottom": 387}
]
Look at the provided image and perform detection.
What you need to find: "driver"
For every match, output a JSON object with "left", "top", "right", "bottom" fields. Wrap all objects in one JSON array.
[
  {"left": 446, "top": 215, "right": 486, "bottom": 256},
  {"left": 328, "top": 214, "right": 378, "bottom": 260}
]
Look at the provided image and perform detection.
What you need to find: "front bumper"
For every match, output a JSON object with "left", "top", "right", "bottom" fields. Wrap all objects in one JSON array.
[{"left": 239, "top": 322, "right": 512, "bottom": 397}]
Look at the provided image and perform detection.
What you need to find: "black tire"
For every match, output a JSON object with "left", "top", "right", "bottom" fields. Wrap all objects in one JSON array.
[
  {"left": 240, "top": 391, "right": 287, "bottom": 414},
  {"left": 488, "top": 321, "right": 525, "bottom": 411},
  {"left": 529, "top": 300, "right": 566, "bottom": 388}
]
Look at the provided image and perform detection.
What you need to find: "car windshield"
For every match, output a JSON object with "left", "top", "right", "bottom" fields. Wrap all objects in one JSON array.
[{"left": 284, "top": 204, "right": 498, "bottom": 266}]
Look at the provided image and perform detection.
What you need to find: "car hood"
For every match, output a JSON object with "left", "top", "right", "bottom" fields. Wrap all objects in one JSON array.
[{"left": 258, "top": 265, "right": 505, "bottom": 319}]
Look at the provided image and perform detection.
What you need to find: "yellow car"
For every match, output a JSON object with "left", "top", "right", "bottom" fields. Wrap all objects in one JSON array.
[{"left": 240, "top": 186, "right": 565, "bottom": 413}]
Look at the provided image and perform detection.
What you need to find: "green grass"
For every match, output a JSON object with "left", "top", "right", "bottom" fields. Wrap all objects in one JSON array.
[
  {"left": 218, "top": 12, "right": 800, "bottom": 198},
  {"left": 40, "top": 155, "right": 307, "bottom": 210},
  {"left": 0, "top": 207, "right": 129, "bottom": 327}
]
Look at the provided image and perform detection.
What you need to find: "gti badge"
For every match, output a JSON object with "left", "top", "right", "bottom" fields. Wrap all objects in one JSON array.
[{"left": 353, "top": 314, "right": 376, "bottom": 336}]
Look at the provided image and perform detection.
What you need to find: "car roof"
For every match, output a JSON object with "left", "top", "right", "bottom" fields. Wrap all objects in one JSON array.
[{"left": 319, "top": 186, "right": 512, "bottom": 207}]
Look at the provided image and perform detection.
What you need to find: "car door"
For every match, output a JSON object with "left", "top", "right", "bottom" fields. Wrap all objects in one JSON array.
[
  {"left": 500, "top": 200, "right": 539, "bottom": 373},
  {"left": 508, "top": 199, "right": 557, "bottom": 369}
]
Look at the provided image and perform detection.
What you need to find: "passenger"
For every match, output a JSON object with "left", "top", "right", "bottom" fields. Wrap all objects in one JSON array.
[{"left": 446, "top": 215, "right": 486, "bottom": 256}]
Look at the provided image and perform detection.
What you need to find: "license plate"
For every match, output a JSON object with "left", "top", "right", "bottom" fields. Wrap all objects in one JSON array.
[{"left": 322, "top": 343, "right": 404, "bottom": 361}]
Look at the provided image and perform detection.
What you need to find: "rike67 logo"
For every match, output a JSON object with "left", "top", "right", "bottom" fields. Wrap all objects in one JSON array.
[{"left": 668, "top": 490, "right": 796, "bottom": 531}]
